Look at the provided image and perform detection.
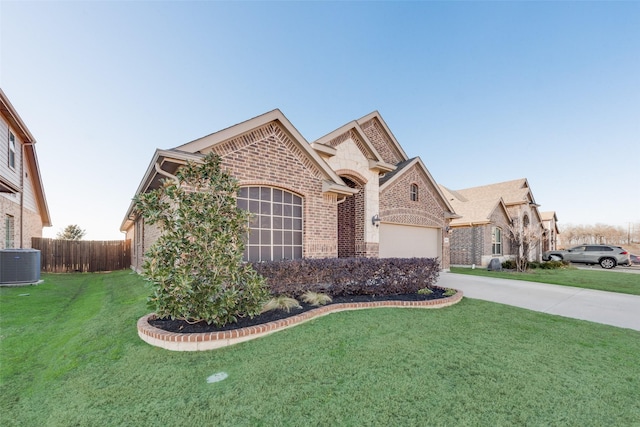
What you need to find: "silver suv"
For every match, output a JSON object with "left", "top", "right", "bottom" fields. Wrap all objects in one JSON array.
[{"left": 543, "top": 245, "right": 631, "bottom": 269}]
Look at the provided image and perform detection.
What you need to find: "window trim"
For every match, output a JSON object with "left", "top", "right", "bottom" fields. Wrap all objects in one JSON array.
[
  {"left": 5, "top": 214, "right": 15, "bottom": 248},
  {"left": 491, "top": 226, "right": 502, "bottom": 255},
  {"left": 410, "top": 183, "right": 419, "bottom": 202},
  {"left": 8, "top": 132, "right": 16, "bottom": 170}
]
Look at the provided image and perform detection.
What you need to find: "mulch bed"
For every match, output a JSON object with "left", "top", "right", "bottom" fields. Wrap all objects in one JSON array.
[{"left": 150, "top": 289, "right": 448, "bottom": 334}]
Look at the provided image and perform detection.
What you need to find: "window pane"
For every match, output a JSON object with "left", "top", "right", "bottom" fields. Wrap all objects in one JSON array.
[
  {"left": 284, "top": 231, "right": 292, "bottom": 244},
  {"left": 260, "top": 230, "right": 271, "bottom": 245},
  {"left": 273, "top": 203, "right": 283, "bottom": 215},
  {"left": 284, "top": 218, "right": 292, "bottom": 230},
  {"left": 249, "top": 187, "right": 260, "bottom": 199},
  {"left": 293, "top": 206, "right": 302, "bottom": 217},
  {"left": 260, "top": 215, "right": 270, "bottom": 228},
  {"left": 293, "top": 231, "right": 302, "bottom": 245},
  {"left": 249, "top": 200, "right": 259, "bottom": 213},
  {"left": 260, "top": 187, "right": 271, "bottom": 201},
  {"left": 260, "top": 246, "right": 271, "bottom": 260},
  {"left": 292, "top": 195, "right": 302, "bottom": 205},
  {"left": 284, "top": 205, "right": 292, "bottom": 217},
  {"left": 273, "top": 231, "right": 283, "bottom": 244},
  {"left": 249, "top": 229, "right": 260, "bottom": 244},
  {"left": 249, "top": 215, "right": 259, "bottom": 228},
  {"left": 284, "top": 192, "right": 292, "bottom": 204},
  {"left": 293, "top": 247, "right": 302, "bottom": 259},
  {"left": 273, "top": 217, "right": 283, "bottom": 230},
  {"left": 293, "top": 218, "right": 302, "bottom": 231},
  {"left": 284, "top": 246, "right": 292, "bottom": 259},
  {"left": 273, "top": 246, "right": 283, "bottom": 260},
  {"left": 237, "top": 199, "right": 248, "bottom": 210},
  {"left": 273, "top": 189, "right": 283, "bottom": 202},
  {"left": 260, "top": 201, "right": 271, "bottom": 215},
  {"left": 238, "top": 187, "right": 248, "bottom": 198},
  {"left": 249, "top": 246, "right": 260, "bottom": 262}
]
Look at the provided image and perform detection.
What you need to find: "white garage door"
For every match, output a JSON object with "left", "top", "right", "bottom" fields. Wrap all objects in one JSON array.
[{"left": 379, "top": 223, "right": 440, "bottom": 258}]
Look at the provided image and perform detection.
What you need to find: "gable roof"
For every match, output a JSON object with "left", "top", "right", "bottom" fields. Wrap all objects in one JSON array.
[
  {"left": 312, "top": 120, "right": 396, "bottom": 173},
  {"left": 0, "top": 89, "right": 51, "bottom": 227},
  {"left": 121, "top": 110, "right": 358, "bottom": 232},
  {"left": 356, "top": 111, "right": 409, "bottom": 164},
  {"left": 454, "top": 178, "right": 536, "bottom": 206},
  {"left": 176, "top": 109, "right": 349, "bottom": 186},
  {"left": 381, "top": 157, "right": 457, "bottom": 215},
  {"left": 440, "top": 185, "right": 510, "bottom": 226}
]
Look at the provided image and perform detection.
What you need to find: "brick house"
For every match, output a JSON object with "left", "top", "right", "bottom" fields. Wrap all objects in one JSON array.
[
  {"left": 439, "top": 178, "right": 544, "bottom": 266},
  {"left": 1, "top": 89, "right": 51, "bottom": 249},
  {"left": 540, "top": 211, "right": 559, "bottom": 253},
  {"left": 122, "top": 109, "right": 456, "bottom": 271}
]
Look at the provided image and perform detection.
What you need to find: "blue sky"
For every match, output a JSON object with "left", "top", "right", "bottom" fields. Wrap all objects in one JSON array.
[{"left": 1, "top": 1, "right": 638, "bottom": 240}]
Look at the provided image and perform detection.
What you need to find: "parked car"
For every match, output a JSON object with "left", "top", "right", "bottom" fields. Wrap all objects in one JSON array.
[
  {"left": 543, "top": 245, "right": 631, "bottom": 269},
  {"left": 630, "top": 254, "right": 640, "bottom": 265}
]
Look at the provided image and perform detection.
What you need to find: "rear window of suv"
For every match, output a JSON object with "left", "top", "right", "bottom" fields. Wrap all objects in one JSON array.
[{"left": 586, "top": 246, "right": 612, "bottom": 251}]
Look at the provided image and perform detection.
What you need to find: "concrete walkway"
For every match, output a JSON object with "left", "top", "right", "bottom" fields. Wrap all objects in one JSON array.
[{"left": 436, "top": 272, "right": 640, "bottom": 332}]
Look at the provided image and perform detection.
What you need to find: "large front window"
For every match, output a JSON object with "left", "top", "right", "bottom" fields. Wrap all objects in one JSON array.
[
  {"left": 237, "top": 186, "right": 303, "bottom": 262},
  {"left": 491, "top": 226, "right": 502, "bottom": 255}
]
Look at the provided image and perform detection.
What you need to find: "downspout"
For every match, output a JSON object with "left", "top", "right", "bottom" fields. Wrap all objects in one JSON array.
[{"left": 20, "top": 143, "right": 35, "bottom": 248}]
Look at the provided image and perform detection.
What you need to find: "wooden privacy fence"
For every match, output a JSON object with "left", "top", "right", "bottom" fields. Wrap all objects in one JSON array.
[{"left": 32, "top": 238, "right": 131, "bottom": 273}]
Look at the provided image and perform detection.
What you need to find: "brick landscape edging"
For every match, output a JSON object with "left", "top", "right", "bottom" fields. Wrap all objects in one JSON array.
[{"left": 137, "top": 289, "right": 463, "bottom": 351}]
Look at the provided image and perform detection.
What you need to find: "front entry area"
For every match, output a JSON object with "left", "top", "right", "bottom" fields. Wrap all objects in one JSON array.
[{"left": 379, "top": 223, "right": 440, "bottom": 259}]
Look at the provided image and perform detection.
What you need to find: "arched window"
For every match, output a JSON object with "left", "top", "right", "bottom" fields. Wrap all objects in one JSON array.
[
  {"left": 237, "top": 186, "right": 303, "bottom": 262},
  {"left": 410, "top": 184, "right": 419, "bottom": 202},
  {"left": 491, "top": 227, "right": 502, "bottom": 255}
]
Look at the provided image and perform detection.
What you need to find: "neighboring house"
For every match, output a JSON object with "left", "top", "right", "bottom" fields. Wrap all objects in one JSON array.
[
  {"left": 122, "top": 109, "right": 456, "bottom": 271},
  {"left": 439, "top": 178, "right": 543, "bottom": 266},
  {"left": 0, "top": 89, "right": 51, "bottom": 249},
  {"left": 540, "top": 211, "right": 560, "bottom": 253}
]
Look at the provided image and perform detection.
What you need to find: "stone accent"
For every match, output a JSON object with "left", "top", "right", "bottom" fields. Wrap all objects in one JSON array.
[{"left": 137, "top": 289, "right": 464, "bottom": 351}]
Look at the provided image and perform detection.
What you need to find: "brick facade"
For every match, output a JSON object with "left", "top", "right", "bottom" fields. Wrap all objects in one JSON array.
[{"left": 124, "top": 110, "right": 455, "bottom": 270}]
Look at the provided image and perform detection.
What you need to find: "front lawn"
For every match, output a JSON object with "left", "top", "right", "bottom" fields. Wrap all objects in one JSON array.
[
  {"left": 1, "top": 271, "right": 639, "bottom": 426},
  {"left": 451, "top": 266, "right": 640, "bottom": 295}
]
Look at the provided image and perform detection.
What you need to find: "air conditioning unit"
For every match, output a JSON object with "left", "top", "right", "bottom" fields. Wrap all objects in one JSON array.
[{"left": 0, "top": 249, "right": 41, "bottom": 285}]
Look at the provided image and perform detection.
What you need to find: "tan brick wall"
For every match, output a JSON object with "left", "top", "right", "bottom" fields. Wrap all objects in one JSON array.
[
  {"left": 0, "top": 195, "right": 43, "bottom": 249},
  {"left": 380, "top": 163, "right": 447, "bottom": 229},
  {"left": 359, "top": 118, "right": 404, "bottom": 165}
]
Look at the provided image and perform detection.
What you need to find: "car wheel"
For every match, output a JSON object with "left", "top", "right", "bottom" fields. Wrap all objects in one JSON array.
[{"left": 600, "top": 258, "right": 616, "bottom": 269}]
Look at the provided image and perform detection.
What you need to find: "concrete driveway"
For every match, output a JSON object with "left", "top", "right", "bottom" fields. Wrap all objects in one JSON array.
[{"left": 437, "top": 272, "right": 640, "bottom": 332}]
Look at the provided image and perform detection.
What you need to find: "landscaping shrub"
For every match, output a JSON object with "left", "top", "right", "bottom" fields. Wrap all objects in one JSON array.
[
  {"left": 252, "top": 257, "right": 440, "bottom": 297},
  {"left": 134, "top": 153, "right": 269, "bottom": 326},
  {"left": 502, "top": 260, "right": 517, "bottom": 270}
]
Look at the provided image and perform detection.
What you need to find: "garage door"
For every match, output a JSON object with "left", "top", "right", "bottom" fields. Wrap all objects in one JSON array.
[{"left": 379, "top": 223, "right": 440, "bottom": 258}]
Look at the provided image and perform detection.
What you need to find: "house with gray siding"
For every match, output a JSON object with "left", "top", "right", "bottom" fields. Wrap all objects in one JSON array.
[{"left": 0, "top": 89, "right": 51, "bottom": 249}]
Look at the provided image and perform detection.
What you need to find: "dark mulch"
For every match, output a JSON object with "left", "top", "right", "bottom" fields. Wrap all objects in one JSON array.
[{"left": 150, "top": 289, "right": 449, "bottom": 334}]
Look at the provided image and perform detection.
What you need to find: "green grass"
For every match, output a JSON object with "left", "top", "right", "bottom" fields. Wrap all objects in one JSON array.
[
  {"left": 451, "top": 266, "right": 640, "bottom": 295},
  {"left": 2, "top": 271, "right": 639, "bottom": 426}
]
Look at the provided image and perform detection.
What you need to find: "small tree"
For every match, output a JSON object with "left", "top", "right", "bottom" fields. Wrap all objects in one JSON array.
[
  {"left": 56, "top": 224, "right": 86, "bottom": 240},
  {"left": 133, "top": 152, "right": 269, "bottom": 326},
  {"left": 507, "top": 216, "right": 541, "bottom": 272}
]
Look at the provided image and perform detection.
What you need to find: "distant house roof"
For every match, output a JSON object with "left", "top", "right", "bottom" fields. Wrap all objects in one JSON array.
[
  {"left": 453, "top": 178, "right": 536, "bottom": 206},
  {"left": 439, "top": 186, "right": 508, "bottom": 226},
  {"left": 440, "top": 178, "right": 542, "bottom": 227}
]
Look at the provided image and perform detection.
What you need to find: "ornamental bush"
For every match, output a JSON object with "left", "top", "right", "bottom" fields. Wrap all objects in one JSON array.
[
  {"left": 252, "top": 257, "right": 440, "bottom": 297},
  {"left": 134, "top": 153, "right": 269, "bottom": 326}
]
